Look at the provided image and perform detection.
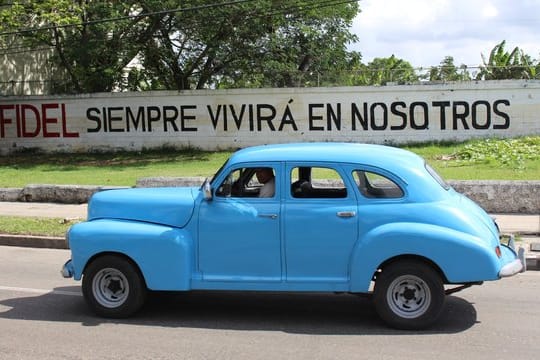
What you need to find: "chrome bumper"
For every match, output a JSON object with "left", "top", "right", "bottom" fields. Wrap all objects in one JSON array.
[
  {"left": 498, "top": 235, "right": 526, "bottom": 278},
  {"left": 499, "top": 258, "right": 524, "bottom": 277},
  {"left": 61, "top": 260, "right": 74, "bottom": 278}
]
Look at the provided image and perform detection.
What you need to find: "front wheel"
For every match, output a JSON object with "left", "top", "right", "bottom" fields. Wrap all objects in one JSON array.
[
  {"left": 373, "top": 260, "right": 445, "bottom": 330},
  {"left": 82, "top": 255, "right": 147, "bottom": 318}
]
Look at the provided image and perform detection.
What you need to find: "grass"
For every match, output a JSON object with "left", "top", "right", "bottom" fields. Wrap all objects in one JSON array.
[
  {"left": 0, "top": 216, "right": 80, "bottom": 237},
  {"left": 0, "top": 148, "right": 232, "bottom": 187},
  {"left": 0, "top": 137, "right": 538, "bottom": 188},
  {"left": 402, "top": 136, "right": 539, "bottom": 180},
  {"left": 1, "top": 137, "right": 538, "bottom": 237}
]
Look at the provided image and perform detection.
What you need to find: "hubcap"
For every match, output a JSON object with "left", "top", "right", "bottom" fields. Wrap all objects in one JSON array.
[
  {"left": 386, "top": 274, "right": 431, "bottom": 319},
  {"left": 92, "top": 268, "right": 129, "bottom": 308}
]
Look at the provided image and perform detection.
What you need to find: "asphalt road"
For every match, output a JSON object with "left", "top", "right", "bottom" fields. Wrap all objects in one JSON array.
[{"left": 0, "top": 246, "right": 539, "bottom": 360}]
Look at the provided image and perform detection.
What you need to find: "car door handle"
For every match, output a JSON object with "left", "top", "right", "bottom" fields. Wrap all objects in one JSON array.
[
  {"left": 337, "top": 211, "right": 356, "bottom": 218},
  {"left": 259, "top": 213, "right": 278, "bottom": 219}
]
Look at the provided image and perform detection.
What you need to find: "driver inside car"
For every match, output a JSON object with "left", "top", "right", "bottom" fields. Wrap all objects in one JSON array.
[{"left": 255, "top": 168, "right": 275, "bottom": 198}]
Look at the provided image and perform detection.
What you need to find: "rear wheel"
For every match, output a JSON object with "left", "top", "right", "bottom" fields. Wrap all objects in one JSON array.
[
  {"left": 373, "top": 260, "right": 445, "bottom": 330},
  {"left": 82, "top": 255, "right": 147, "bottom": 318}
]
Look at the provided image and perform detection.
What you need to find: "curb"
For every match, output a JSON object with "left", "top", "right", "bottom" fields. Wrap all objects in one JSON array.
[
  {"left": 526, "top": 257, "right": 539, "bottom": 271},
  {"left": 0, "top": 234, "right": 67, "bottom": 249}
]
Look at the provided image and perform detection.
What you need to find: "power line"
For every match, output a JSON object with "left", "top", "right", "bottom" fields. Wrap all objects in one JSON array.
[
  {"left": 266, "top": 0, "right": 359, "bottom": 17},
  {"left": 0, "top": 0, "right": 258, "bottom": 37},
  {"left": 0, "top": 0, "right": 359, "bottom": 38},
  {"left": 0, "top": 0, "right": 360, "bottom": 55}
]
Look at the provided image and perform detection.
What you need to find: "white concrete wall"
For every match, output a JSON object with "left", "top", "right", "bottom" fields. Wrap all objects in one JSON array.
[
  {"left": 0, "top": 44, "right": 54, "bottom": 96},
  {"left": 0, "top": 80, "right": 538, "bottom": 154}
]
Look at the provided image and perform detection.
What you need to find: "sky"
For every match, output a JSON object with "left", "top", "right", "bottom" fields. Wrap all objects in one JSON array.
[{"left": 349, "top": 0, "right": 540, "bottom": 70}]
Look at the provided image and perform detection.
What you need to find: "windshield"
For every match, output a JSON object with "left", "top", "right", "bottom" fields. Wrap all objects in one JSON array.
[{"left": 425, "top": 163, "right": 451, "bottom": 190}]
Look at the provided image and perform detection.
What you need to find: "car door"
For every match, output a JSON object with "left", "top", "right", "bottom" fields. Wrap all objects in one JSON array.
[
  {"left": 198, "top": 163, "right": 282, "bottom": 282},
  {"left": 284, "top": 163, "right": 358, "bottom": 284}
]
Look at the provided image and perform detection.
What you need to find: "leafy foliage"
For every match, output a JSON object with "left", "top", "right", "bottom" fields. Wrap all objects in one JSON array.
[
  {"left": 477, "top": 40, "right": 539, "bottom": 80},
  {"left": 348, "top": 55, "right": 418, "bottom": 85},
  {"left": 451, "top": 137, "right": 540, "bottom": 170},
  {"left": 428, "top": 56, "right": 471, "bottom": 81},
  {"left": 0, "top": 0, "right": 164, "bottom": 93},
  {"left": 1, "top": 0, "right": 539, "bottom": 92},
  {"left": 0, "top": 0, "right": 360, "bottom": 92},
  {"left": 132, "top": 0, "right": 360, "bottom": 90}
]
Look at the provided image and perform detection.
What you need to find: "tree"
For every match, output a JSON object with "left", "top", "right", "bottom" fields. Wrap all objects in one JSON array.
[
  {"left": 0, "top": 1, "right": 164, "bottom": 93},
  {"left": 348, "top": 55, "right": 418, "bottom": 86},
  {"left": 133, "top": 0, "right": 360, "bottom": 90},
  {"left": 0, "top": 0, "right": 361, "bottom": 93},
  {"left": 477, "top": 40, "right": 538, "bottom": 80},
  {"left": 429, "top": 56, "right": 471, "bottom": 82}
]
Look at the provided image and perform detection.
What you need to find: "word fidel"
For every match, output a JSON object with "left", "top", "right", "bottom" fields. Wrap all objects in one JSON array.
[
  {"left": 86, "top": 100, "right": 511, "bottom": 133},
  {"left": 0, "top": 103, "right": 79, "bottom": 138}
]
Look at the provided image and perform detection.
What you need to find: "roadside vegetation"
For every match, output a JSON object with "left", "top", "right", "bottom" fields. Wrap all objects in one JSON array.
[
  {"left": 403, "top": 136, "right": 539, "bottom": 180},
  {"left": 0, "top": 216, "right": 78, "bottom": 237},
  {"left": 0, "top": 136, "right": 538, "bottom": 237},
  {"left": 0, "top": 147, "right": 232, "bottom": 188},
  {"left": 0, "top": 137, "right": 538, "bottom": 188}
]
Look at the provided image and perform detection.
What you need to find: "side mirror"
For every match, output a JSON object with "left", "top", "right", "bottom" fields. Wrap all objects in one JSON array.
[{"left": 202, "top": 179, "right": 213, "bottom": 201}]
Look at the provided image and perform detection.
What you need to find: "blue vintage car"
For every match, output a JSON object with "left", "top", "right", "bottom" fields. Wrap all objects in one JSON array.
[{"left": 62, "top": 143, "right": 524, "bottom": 329}]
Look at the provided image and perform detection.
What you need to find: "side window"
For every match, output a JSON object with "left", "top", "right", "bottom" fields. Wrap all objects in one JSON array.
[
  {"left": 290, "top": 166, "right": 347, "bottom": 198},
  {"left": 216, "top": 167, "right": 275, "bottom": 198},
  {"left": 353, "top": 170, "right": 404, "bottom": 199}
]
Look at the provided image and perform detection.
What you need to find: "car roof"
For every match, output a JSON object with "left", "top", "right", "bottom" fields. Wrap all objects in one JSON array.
[
  {"left": 223, "top": 142, "right": 449, "bottom": 202},
  {"left": 229, "top": 142, "right": 424, "bottom": 170}
]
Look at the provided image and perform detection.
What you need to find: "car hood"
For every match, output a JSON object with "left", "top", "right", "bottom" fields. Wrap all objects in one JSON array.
[{"left": 88, "top": 187, "right": 198, "bottom": 228}]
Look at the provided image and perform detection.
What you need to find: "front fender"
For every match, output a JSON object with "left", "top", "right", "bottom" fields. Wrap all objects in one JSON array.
[
  {"left": 349, "top": 222, "right": 501, "bottom": 292},
  {"left": 68, "top": 219, "right": 193, "bottom": 291}
]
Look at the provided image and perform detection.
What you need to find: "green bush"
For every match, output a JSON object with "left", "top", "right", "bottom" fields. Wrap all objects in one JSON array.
[{"left": 452, "top": 137, "right": 539, "bottom": 170}]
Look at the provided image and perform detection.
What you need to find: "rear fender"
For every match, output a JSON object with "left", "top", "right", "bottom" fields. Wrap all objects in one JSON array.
[
  {"left": 68, "top": 219, "right": 193, "bottom": 291},
  {"left": 349, "top": 222, "right": 500, "bottom": 292}
]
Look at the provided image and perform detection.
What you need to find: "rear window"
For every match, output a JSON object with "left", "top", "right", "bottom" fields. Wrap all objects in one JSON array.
[
  {"left": 353, "top": 170, "right": 404, "bottom": 199},
  {"left": 425, "top": 163, "right": 451, "bottom": 190}
]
